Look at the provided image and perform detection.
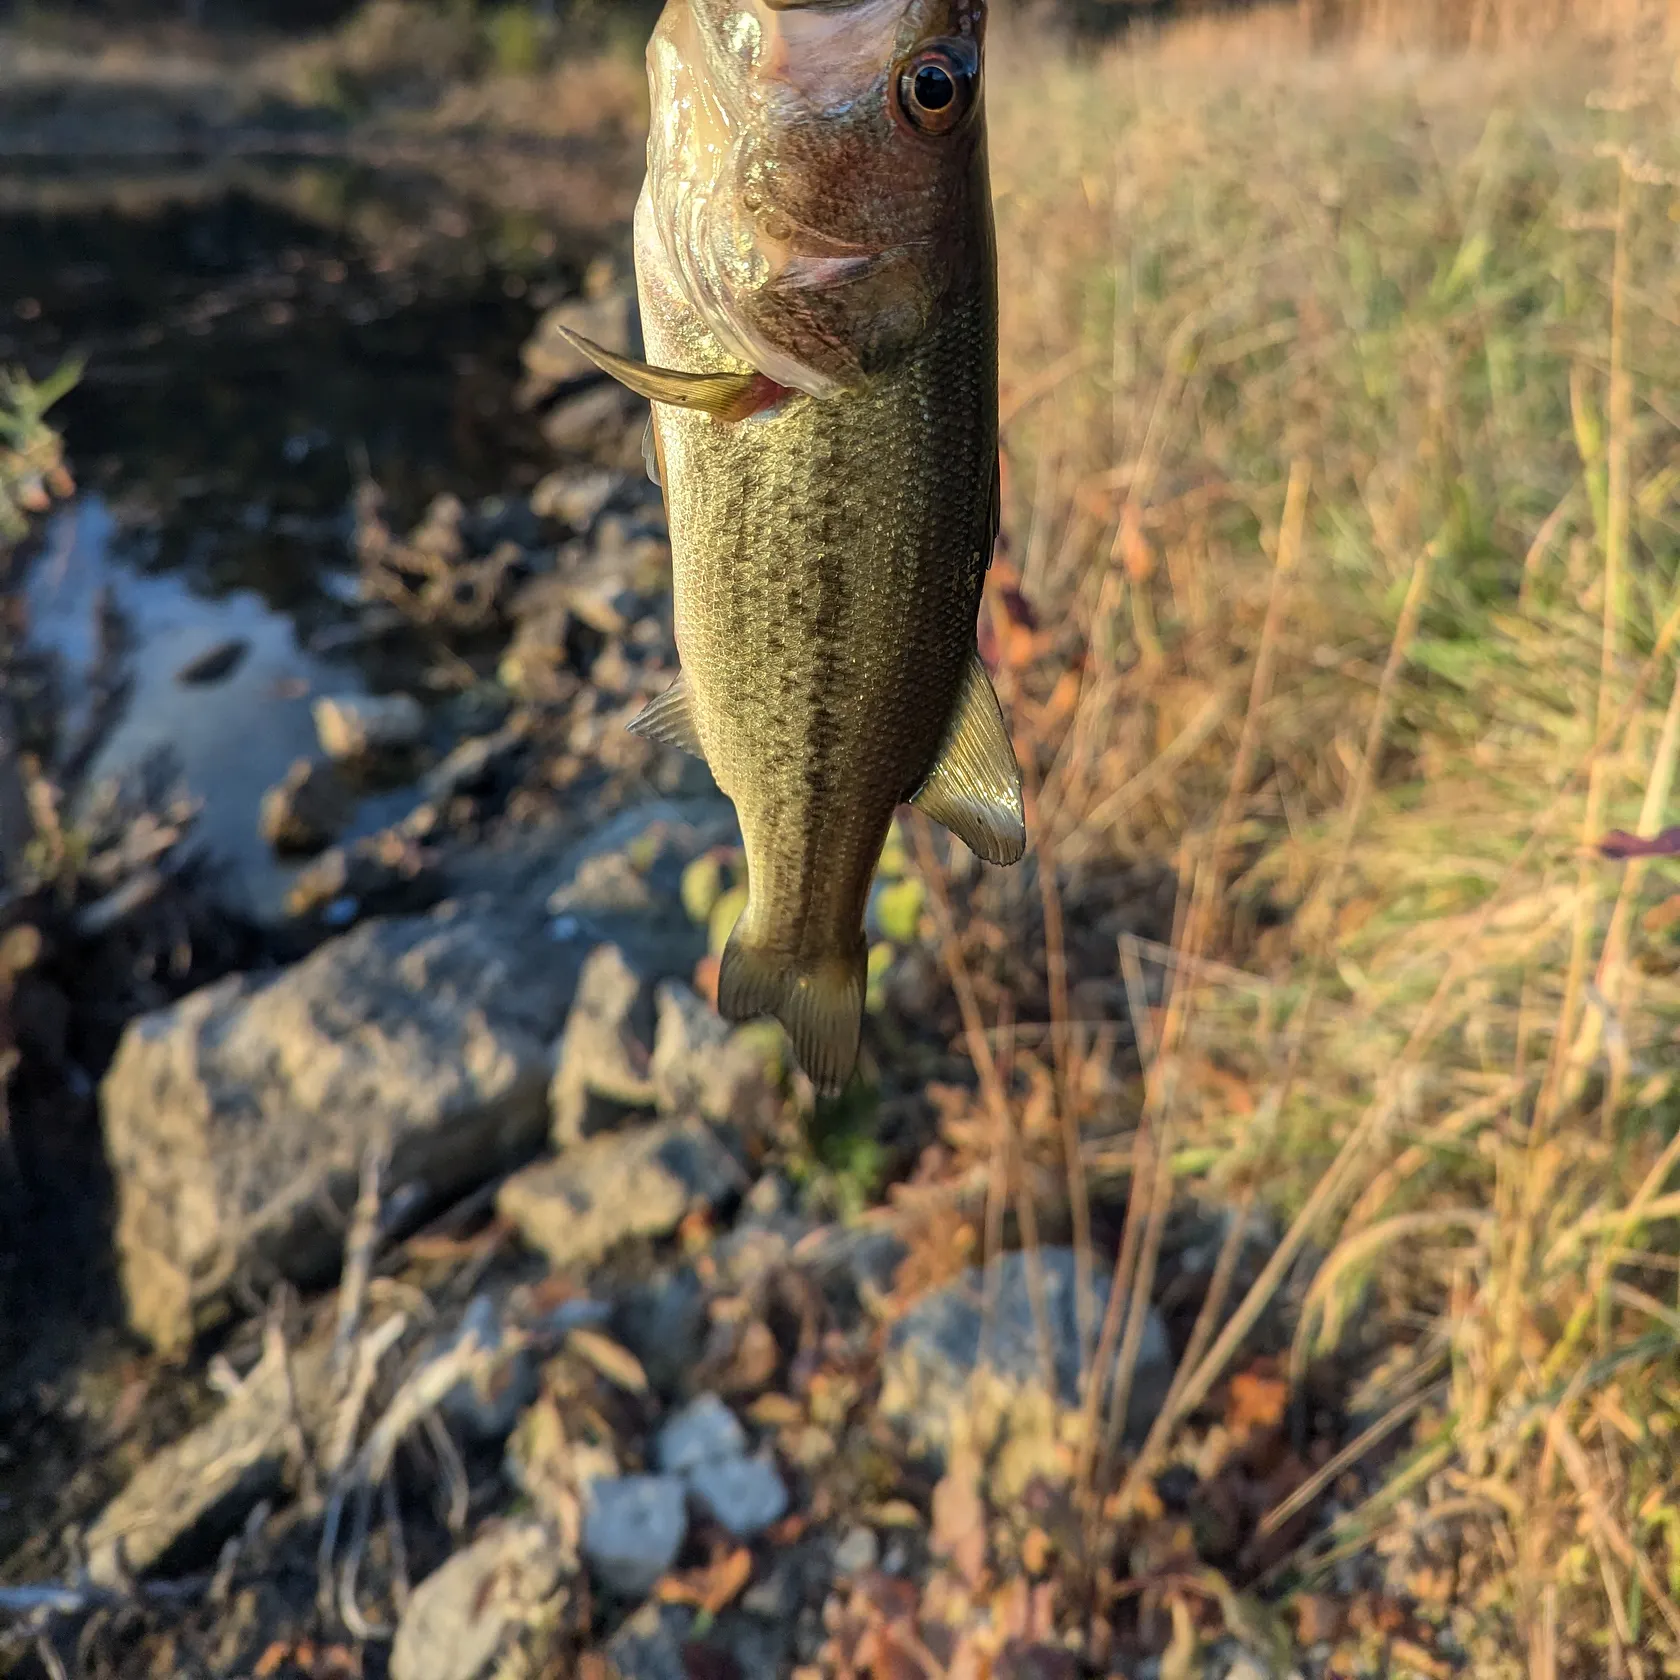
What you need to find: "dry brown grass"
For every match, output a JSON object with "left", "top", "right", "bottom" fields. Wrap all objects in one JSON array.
[
  {"left": 1300, "top": 0, "right": 1679, "bottom": 49},
  {"left": 950, "top": 17, "right": 1680, "bottom": 1674}
]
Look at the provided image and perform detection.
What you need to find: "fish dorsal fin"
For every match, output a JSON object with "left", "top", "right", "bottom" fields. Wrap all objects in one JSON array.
[
  {"left": 910, "top": 651, "right": 1026, "bottom": 866},
  {"left": 642, "top": 414, "right": 662, "bottom": 487},
  {"left": 554, "top": 326, "right": 780, "bottom": 422},
  {"left": 627, "top": 671, "right": 704, "bottom": 759}
]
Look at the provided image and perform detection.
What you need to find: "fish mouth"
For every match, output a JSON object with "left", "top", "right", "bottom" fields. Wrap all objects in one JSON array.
[{"left": 644, "top": 0, "right": 985, "bottom": 398}]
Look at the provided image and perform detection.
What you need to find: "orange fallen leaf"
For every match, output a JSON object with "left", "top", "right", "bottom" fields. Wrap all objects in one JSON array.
[
  {"left": 656, "top": 1545, "right": 754, "bottom": 1616},
  {"left": 1389, "top": 1638, "right": 1451, "bottom": 1679},
  {"left": 1291, "top": 1591, "right": 1344, "bottom": 1644},
  {"left": 1226, "top": 1364, "right": 1289, "bottom": 1436}
]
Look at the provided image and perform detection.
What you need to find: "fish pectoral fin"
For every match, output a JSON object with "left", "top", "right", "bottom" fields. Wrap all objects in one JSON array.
[
  {"left": 642, "top": 414, "right": 662, "bottom": 487},
  {"left": 718, "top": 927, "right": 865, "bottom": 1098},
  {"left": 554, "top": 326, "right": 778, "bottom": 422},
  {"left": 910, "top": 651, "right": 1027, "bottom": 866},
  {"left": 627, "top": 671, "right": 705, "bottom": 759}
]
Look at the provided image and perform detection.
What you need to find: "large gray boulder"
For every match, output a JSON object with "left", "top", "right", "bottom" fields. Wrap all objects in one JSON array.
[{"left": 102, "top": 907, "right": 579, "bottom": 1351}]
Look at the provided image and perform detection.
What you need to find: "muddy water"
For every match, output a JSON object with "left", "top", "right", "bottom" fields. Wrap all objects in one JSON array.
[{"left": 2, "top": 161, "right": 607, "bottom": 913}]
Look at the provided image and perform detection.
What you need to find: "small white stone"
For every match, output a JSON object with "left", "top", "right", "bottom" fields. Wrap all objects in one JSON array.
[
  {"left": 582, "top": 1475, "right": 687, "bottom": 1599},
  {"left": 656, "top": 1393, "right": 747, "bottom": 1477},
  {"left": 687, "top": 1452, "right": 788, "bottom": 1540},
  {"left": 832, "top": 1525, "right": 879, "bottom": 1577}
]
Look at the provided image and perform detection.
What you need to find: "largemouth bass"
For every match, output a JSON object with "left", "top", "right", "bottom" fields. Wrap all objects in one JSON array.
[{"left": 562, "top": 0, "right": 1023, "bottom": 1094}]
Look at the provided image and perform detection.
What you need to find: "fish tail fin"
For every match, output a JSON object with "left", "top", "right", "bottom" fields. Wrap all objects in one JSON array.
[{"left": 717, "top": 926, "right": 865, "bottom": 1098}]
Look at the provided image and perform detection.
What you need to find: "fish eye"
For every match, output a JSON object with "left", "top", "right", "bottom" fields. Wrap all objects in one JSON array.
[{"left": 893, "top": 42, "right": 978, "bottom": 137}]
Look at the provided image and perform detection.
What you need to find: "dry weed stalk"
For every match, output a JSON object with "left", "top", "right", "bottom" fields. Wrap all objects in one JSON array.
[{"left": 978, "top": 24, "right": 1680, "bottom": 1667}]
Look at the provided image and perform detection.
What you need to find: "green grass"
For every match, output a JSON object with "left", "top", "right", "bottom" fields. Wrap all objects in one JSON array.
[
  {"left": 0, "top": 357, "right": 79, "bottom": 548},
  {"left": 973, "top": 19, "right": 1680, "bottom": 1673}
]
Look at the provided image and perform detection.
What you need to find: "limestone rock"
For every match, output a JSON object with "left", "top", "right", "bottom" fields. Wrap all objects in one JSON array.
[
  {"left": 390, "top": 1519, "right": 570, "bottom": 1680},
  {"left": 496, "top": 1116, "right": 741, "bottom": 1271},
  {"left": 102, "top": 909, "right": 579, "bottom": 1349}
]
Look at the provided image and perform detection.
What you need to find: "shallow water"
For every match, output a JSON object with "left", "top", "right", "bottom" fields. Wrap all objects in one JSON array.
[
  {"left": 25, "top": 494, "right": 427, "bottom": 916},
  {"left": 2, "top": 161, "right": 605, "bottom": 911}
]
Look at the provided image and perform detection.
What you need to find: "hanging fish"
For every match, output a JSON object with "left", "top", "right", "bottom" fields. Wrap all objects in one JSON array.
[{"left": 563, "top": 0, "right": 1021, "bottom": 1093}]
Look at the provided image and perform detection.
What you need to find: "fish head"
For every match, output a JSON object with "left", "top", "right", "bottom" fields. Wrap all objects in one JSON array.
[{"left": 645, "top": 0, "right": 991, "bottom": 398}]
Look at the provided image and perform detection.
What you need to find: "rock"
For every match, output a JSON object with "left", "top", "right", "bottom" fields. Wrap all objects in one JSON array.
[
  {"left": 421, "top": 722, "right": 528, "bottom": 805},
  {"left": 523, "top": 289, "right": 642, "bottom": 397},
  {"left": 173, "top": 636, "right": 249, "bottom": 686},
  {"left": 531, "top": 467, "right": 623, "bottom": 532},
  {"left": 313, "top": 692, "right": 425, "bottom": 762},
  {"left": 656, "top": 1393, "right": 746, "bottom": 1477},
  {"left": 879, "top": 1248, "right": 1174, "bottom": 1464},
  {"left": 496, "top": 1116, "right": 742, "bottom": 1271},
  {"left": 550, "top": 944, "right": 657, "bottom": 1147},
  {"left": 612, "top": 1265, "right": 708, "bottom": 1400},
  {"left": 389, "top": 1519, "right": 570, "bottom": 1680},
  {"left": 603, "top": 1602, "right": 693, "bottom": 1680},
  {"left": 687, "top": 1453, "right": 789, "bottom": 1540},
  {"left": 650, "top": 981, "right": 778, "bottom": 1124},
  {"left": 832, "top": 1525, "right": 879, "bottom": 1577},
  {"left": 283, "top": 832, "right": 444, "bottom": 927},
  {"left": 102, "top": 908, "right": 583, "bottom": 1350},
  {"left": 452, "top": 797, "right": 736, "bottom": 975},
  {"left": 258, "top": 758, "right": 353, "bottom": 855},
  {"left": 541, "top": 382, "right": 646, "bottom": 465},
  {"left": 84, "top": 1333, "right": 327, "bottom": 1584},
  {"left": 795, "top": 1223, "right": 910, "bottom": 1319},
  {"left": 582, "top": 1475, "right": 687, "bottom": 1598}
]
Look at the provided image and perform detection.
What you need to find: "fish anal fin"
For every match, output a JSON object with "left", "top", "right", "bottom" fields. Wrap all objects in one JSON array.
[
  {"left": 554, "top": 326, "right": 783, "bottom": 422},
  {"left": 911, "top": 651, "right": 1027, "bottom": 866},
  {"left": 718, "top": 926, "right": 865, "bottom": 1097},
  {"left": 627, "top": 672, "right": 704, "bottom": 759}
]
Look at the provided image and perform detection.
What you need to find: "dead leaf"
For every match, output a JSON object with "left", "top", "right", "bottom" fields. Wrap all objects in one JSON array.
[
  {"left": 1291, "top": 1592, "right": 1344, "bottom": 1644},
  {"left": 658, "top": 1546, "right": 755, "bottom": 1616},
  {"left": 567, "top": 1327, "right": 649, "bottom": 1395},
  {"left": 1389, "top": 1638, "right": 1452, "bottom": 1679},
  {"left": 1117, "top": 505, "right": 1157, "bottom": 584},
  {"left": 1226, "top": 1363, "right": 1289, "bottom": 1436},
  {"left": 1020, "top": 1527, "right": 1053, "bottom": 1576}
]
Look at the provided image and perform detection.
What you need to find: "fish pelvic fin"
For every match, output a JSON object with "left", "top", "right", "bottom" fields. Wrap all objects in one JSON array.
[
  {"left": 627, "top": 671, "right": 704, "bottom": 759},
  {"left": 553, "top": 326, "right": 784, "bottom": 422},
  {"left": 717, "top": 928, "right": 865, "bottom": 1098},
  {"left": 910, "top": 650, "right": 1027, "bottom": 866}
]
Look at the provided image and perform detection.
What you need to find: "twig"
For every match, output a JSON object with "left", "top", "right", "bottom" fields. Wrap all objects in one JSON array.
[
  {"left": 332, "top": 1145, "right": 388, "bottom": 1391},
  {"left": 1255, "top": 1377, "right": 1447, "bottom": 1542},
  {"left": 325, "top": 1312, "right": 409, "bottom": 1484},
  {"left": 1025, "top": 776, "right": 1095, "bottom": 1381},
  {"left": 0, "top": 1576, "right": 209, "bottom": 1616},
  {"left": 909, "top": 814, "right": 1058, "bottom": 1404}
]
